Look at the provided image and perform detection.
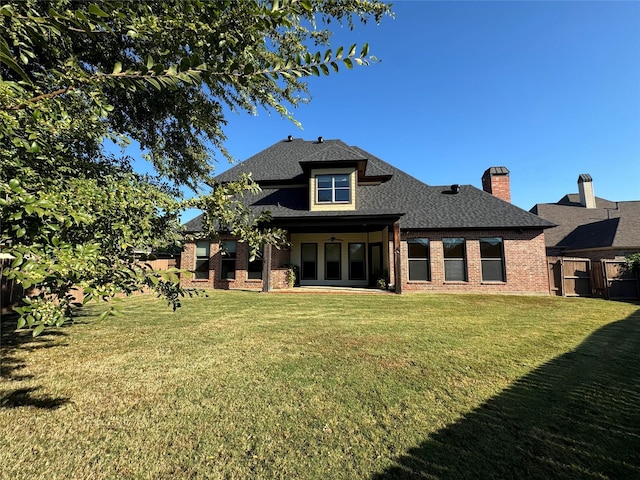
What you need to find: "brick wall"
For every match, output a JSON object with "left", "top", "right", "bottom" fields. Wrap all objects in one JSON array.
[
  {"left": 180, "top": 237, "right": 292, "bottom": 291},
  {"left": 400, "top": 229, "right": 549, "bottom": 294},
  {"left": 482, "top": 169, "right": 511, "bottom": 203},
  {"left": 181, "top": 230, "right": 549, "bottom": 295}
]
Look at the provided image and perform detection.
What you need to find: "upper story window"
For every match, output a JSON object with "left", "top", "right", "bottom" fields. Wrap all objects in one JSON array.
[{"left": 316, "top": 174, "right": 350, "bottom": 203}]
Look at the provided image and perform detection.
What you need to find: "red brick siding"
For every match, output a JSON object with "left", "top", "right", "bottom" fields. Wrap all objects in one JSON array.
[
  {"left": 482, "top": 175, "right": 511, "bottom": 203},
  {"left": 181, "top": 230, "right": 548, "bottom": 295},
  {"left": 401, "top": 230, "right": 549, "bottom": 294},
  {"left": 180, "top": 237, "right": 292, "bottom": 290}
]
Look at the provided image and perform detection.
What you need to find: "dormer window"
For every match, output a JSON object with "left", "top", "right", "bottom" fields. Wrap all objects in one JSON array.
[
  {"left": 310, "top": 167, "right": 356, "bottom": 212},
  {"left": 317, "top": 174, "right": 350, "bottom": 203}
]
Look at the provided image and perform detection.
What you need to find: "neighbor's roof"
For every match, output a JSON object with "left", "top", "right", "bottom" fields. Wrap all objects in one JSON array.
[
  {"left": 530, "top": 196, "right": 640, "bottom": 250},
  {"left": 187, "top": 138, "right": 554, "bottom": 231}
]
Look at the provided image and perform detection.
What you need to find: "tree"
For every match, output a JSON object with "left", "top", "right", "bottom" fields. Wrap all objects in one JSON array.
[
  {"left": 0, "top": 0, "right": 391, "bottom": 334},
  {"left": 625, "top": 253, "right": 640, "bottom": 275}
]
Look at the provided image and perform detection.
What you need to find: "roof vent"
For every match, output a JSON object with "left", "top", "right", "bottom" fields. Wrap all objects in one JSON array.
[
  {"left": 317, "top": 136, "right": 324, "bottom": 143},
  {"left": 451, "top": 184, "right": 460, "bottom": 194},
  {"left": 286, "top": 135, "right": 293, "bottom": 142}
]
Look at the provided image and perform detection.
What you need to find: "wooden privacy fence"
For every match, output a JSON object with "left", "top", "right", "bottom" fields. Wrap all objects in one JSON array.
[
  {"left": 548, "top": 256, "right": 639, "bottom": 300},
  {"left": 596, "top": 260, "right": 640, "bottom": 300},
  {"left": 0, "top": 257, "right": 180, "bottom": 313},
  {"left": 547, "top": 257, "right": 591, "bottom": 297}
]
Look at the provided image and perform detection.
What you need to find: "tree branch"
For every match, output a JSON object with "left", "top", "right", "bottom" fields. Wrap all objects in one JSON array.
[{"left": 4, "top": 87, "right": 74, "bottom": 111}]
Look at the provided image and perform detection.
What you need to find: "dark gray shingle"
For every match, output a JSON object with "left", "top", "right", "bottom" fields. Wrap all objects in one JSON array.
[{"left": 188, "top": 138, "right": 553, "bottom": 231}]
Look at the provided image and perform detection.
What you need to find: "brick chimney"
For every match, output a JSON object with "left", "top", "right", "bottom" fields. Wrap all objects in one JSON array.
[
  {"left": 577, "top": 174, "right": 596, "bottom": 208},
  {"left": 482, "top": 167, "right": 511, "bottom": 203}
]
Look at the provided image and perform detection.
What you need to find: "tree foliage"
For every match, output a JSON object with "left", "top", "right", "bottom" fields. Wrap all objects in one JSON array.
[
  {"left": 0, "top": 0, "right": 391, "bottom": 334},
  {"left": 625, "top": 253, "right": 640, "bottom": 275}
]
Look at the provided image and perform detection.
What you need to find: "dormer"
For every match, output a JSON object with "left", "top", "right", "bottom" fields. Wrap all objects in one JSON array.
[{"left": 309, "top": 167, "right": 357, "bottom": 211}]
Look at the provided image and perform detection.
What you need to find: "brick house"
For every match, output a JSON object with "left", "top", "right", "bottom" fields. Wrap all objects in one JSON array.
[{"left": 181, "top": 137, "right": 553, "bottom": 294}]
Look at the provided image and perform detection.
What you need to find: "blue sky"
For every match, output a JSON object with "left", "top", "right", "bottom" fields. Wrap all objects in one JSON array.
[{"left": 140, "top": 1, "right": 640, "bottom": 220}]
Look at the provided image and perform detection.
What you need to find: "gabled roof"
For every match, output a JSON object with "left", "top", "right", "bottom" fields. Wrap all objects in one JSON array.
[
  {"left": 531, "top": 196, "right": 640, "bottom": 250},
  {"left": 187, "top": 138, "right": 553, "bottom": 232}
]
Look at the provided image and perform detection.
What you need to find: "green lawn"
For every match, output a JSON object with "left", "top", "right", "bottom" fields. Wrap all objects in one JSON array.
[{"left": 1, "top": 292, "right": 639, "bottom": 479}]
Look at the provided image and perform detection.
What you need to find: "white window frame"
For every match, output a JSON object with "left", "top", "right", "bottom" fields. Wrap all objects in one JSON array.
[{"left": 316, "top": 174, "right": 351, "bottom": 204}]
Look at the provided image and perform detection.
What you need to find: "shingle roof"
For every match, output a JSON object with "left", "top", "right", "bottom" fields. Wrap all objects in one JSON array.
[
  {"left": 186, "top": 138, "right": 553, "bottom": 232},
  {"left": 530, "top": 196, "right": 640, "bottom": 250}
]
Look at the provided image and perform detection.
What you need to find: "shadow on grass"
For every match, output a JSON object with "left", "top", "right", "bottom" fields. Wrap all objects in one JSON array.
[
  {"left": 1, "top": 315, "right": 70, "bottom": 409},
  {"left": 0, "top": 386, "right": 69, "bottom": 409},
  {"left": 373, "top": 308, "right": 640, "bottom": 480}
]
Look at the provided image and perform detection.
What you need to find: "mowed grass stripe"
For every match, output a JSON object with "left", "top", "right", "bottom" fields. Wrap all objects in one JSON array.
[{"left": 1, "top": 292, "right": 638, "bottom": 479}]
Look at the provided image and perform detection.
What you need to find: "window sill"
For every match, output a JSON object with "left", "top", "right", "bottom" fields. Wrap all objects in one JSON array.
[
  {"left": 407, "top": 280, "right": 431, "bottom": 284},
  {"left": 444, "top": 281, "right": 468, "bottom": 284},
  {"left": 481, "top": 281, "right": 506, "bottom": 285},
  {"left": 245, "top": 279, "right": 263, "bottom": 283},
  {"left": 192, "top": 279, "right": 210, "bottom": 282}
]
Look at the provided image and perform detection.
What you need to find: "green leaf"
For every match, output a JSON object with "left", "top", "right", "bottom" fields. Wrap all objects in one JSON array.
[
  {"left": 324, "top": 49, "right": 332, "bottom": 63},
  {"left": 360, "top": 43, "right": 369, "bottom": 57},
  {"left": 112, "top": 61, "right": 122, "bottom": 74},
  {"left": 300, "top": 0, "right": 313, "bottom": 11},
  {"left": 343, "top": 58, "right": 353, "bottom": 69},
  {"left": 147, "top": 78, "right": 162, "bottom": 90},
  {"left": 348, "top": 44, "right": 357, "bottom": 57},
  {"left": 32, "top": 324, "right": 45, "bottom": 337},
  {"left": 17, "top": 317, "right": 26, "bottom": 329},
  {"left": 335, "top": 46, "right": 344, "bottom": 60},
  {"left": 88, "top": 4, "right": 109, "bottom": 17},
  {"left": 0, "top": 51, "right": 31, "bottom": 83}
]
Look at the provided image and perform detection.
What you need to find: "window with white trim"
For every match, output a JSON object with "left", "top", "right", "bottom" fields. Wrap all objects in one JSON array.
[{"left": 316, "top": 174, "right": 350, "bottom": 203}]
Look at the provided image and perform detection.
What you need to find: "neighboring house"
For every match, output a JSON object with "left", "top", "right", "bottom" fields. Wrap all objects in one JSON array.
[
  {"left": 181, "top": 137, "right": 553, "bottom": 294},
  {"left": 530, "top": 174, "right": 640, "bottom": 261}
]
